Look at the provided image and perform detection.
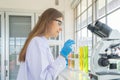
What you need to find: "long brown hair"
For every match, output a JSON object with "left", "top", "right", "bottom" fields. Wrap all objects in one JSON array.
[{"left": 19, "top": 8, "right": 63, "bottom": 62}]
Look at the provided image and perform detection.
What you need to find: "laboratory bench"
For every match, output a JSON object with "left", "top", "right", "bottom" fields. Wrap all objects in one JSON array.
[{"left": 58, "top": 68, "right": 90, "bottom": 80}]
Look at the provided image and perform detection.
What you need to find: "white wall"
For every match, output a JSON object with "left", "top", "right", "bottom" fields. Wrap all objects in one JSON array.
[
  {"left": 0, "top": 0, "right": 74, "bottom": 41},
  {"left": 64, "top": 0, "right": 74, "bottom": 41},
  {"left": 0, "top": 0, "right": 64, "bottom": 11}
]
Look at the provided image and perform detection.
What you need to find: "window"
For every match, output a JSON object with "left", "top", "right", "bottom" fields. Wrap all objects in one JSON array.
[
  {"left": 0, "top": 15, "right": 1, "bottom": 78},
  {"left": 76, "top": 17, "right": 81, "bottom": 30},
  {"left": 81, "top": 0, "right": 87, "bottom": 12},
  {"left": 75, "top": 0, "right": 93, "bottom": 71},
  {"left": 88, "top": 0, "right": 92, "bottom": 7},
  {"left": 97, "top": 0, "right": 106, "bottom": 18},
  {"left": 81, "top": 12, "right": 87, "bottom": 27},
  {"left": 107, "top": 0, "right": 120, "bottom": 13},
  {"left": 88, "top": 7, "right": 92, "bottom": 24},
  {"left": 75, "top": 0, "right": 120, "bottom": 71},
  {"left": 9, "top": 15, "right": 32, "bottom": 80},
  {"left": 77, "top": 4, "right": 81, "bottom": 16},
  {"left": 107, "top": 9, "right": 120, "bottom": 31}
]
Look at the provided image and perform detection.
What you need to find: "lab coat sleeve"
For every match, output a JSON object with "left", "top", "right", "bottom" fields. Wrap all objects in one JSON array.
[
  {"left": 44, "top": 55, "right": 66, "bottom": 80},
  {"left": 26, "top": 38, "right": 66, "bottom": 80}
]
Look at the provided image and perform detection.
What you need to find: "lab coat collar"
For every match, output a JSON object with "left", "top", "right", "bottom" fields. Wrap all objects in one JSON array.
[
  {"left": 41, "top": 36, "right": 49, "bottom": 47},
  {"left": 41, "top": 36, "right": 48, "bottom": 41}
]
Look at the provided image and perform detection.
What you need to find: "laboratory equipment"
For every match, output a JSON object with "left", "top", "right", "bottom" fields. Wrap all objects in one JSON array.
[{"left": 87, "top": 21, "right": 120, "bottom": 80}]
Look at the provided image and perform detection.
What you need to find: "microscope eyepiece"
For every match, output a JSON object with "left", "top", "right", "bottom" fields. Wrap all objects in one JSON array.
[
  {"left": 87, "top": 21, "right": 112, "bottom": 38},
  {"left": 87, "top": 24, "right": 94, "bottom": 32},
  {"left": 95, "top": 21, "right": 112, "bottom": 37}
]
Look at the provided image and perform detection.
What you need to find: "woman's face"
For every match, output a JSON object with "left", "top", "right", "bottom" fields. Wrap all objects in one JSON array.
[{"left": 48, "top": 17, "right": 63, "bottom": 38}]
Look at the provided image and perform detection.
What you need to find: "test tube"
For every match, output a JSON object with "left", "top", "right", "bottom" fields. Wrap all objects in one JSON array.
[{"left": 79, "top": 46, "right": 84, "bottom": 71}]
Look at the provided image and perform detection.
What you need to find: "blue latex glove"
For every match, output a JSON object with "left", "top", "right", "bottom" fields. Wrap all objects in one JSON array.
[{"left": 60, "top": 39, "right": 75, "bottom": 59}]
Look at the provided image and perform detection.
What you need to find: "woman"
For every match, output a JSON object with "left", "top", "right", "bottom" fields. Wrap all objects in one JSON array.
[{"left": 17, "top": 8, "right": 75, "bottom": 80}]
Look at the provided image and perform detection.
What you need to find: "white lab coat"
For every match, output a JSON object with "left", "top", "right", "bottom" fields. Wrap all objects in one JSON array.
[{"left": 17, "top": 36, "right": 66, "bottom": 80}]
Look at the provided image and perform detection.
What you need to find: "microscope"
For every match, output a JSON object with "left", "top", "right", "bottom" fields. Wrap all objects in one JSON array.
[{"left": 87, "top": 21, "right": 120, "bottom": 80}]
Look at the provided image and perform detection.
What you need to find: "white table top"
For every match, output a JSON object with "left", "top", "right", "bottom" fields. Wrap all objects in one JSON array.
[{"left": 59, "top": 68, "right": 90, "bottom": 80}]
